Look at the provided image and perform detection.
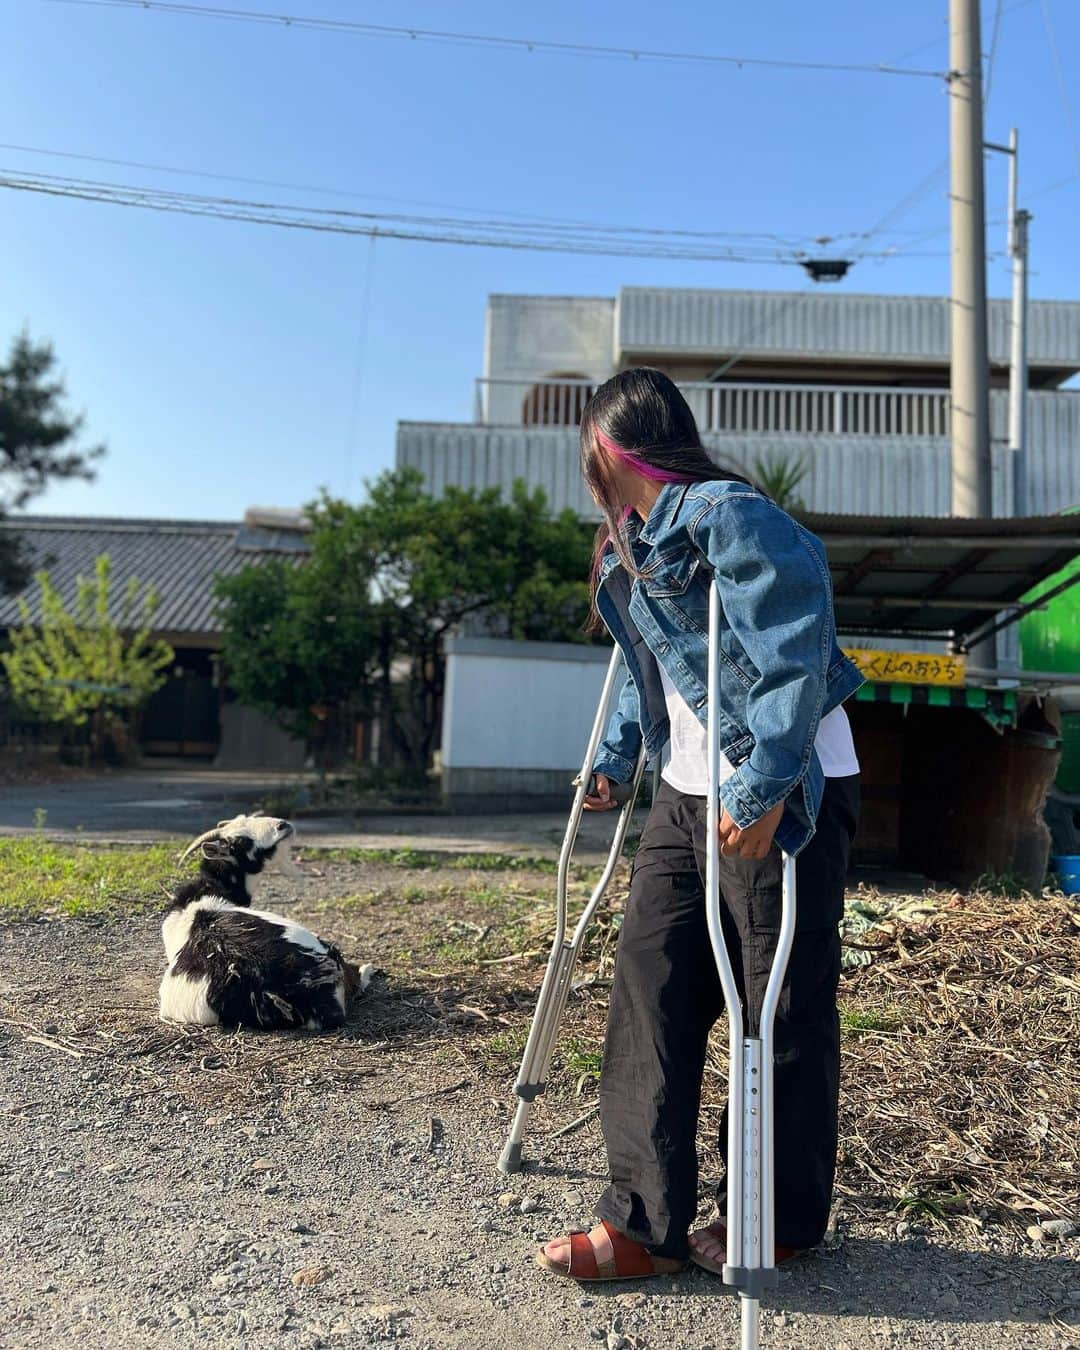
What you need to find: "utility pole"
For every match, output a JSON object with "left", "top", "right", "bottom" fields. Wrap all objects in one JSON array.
[
  {"left": 985, "top": 127, "right": 1032, "bottom": 518},
  {"left": 1009, "top": 210, "right": 1031, "bottom": 516},
  {"left": 949, "top": 0, "right": 992, "bottom": 521},
  {"left": 1006, "top": 128, "right": 1032, "bottom": 518}
]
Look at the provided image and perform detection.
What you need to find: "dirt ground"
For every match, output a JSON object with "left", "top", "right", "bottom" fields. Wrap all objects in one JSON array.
[{"left": 1, "top": 851, "right": 1077, "bottom": 1350}]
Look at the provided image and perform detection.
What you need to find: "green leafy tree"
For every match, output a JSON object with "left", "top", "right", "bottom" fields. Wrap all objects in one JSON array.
[
  {"left": 215, "top": 469, "right": 594, "bottom": 776},
  {"left": 214, "top": 528, "right": 380, "bottom": 743},
  {"left": 347, "top": 471, "right": 593, "bottom": 770},
  {"left": 0, "top": 334, "right": 104, "bottom": 593},
  {"left": 1, "top": 555, "right": 174, "bottom": 761},
  {"left": 484, "top": 482, "right": 594, "bottom": 643}
]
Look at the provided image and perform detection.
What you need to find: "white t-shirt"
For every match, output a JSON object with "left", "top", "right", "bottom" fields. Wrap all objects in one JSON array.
[{"left": 658, "top": 661, "right": 859, "bottom": 796}]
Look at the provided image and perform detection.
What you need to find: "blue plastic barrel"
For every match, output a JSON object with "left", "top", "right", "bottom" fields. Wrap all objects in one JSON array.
[{"left": 1050, "top": 855, "right": 1080, "bottom": 896}]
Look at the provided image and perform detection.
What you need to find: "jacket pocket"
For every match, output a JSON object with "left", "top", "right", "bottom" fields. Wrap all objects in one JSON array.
[{"left": 640, "top": 548, "right": 701, "bottom": 598}]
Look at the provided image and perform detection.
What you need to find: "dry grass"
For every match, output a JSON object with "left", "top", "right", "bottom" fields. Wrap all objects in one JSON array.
[
  {"left": 2, "top": 846, "right": 1075, "bottom": 1232},
  {"left": 827, "top": 888, "right": 1079, "bottom": 1223}
]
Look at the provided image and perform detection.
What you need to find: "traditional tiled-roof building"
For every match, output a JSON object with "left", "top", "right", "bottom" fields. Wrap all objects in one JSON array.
[{"left": 0, "top": 509, "right": 309, "bottom": 764}]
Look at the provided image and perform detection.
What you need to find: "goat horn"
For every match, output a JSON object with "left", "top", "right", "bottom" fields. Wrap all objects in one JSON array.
[{"left": 177, "top": 828, "right": 224, "bottom": 866}]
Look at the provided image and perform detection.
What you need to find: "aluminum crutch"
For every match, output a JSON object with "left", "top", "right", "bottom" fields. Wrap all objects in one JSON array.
[
  {"left": 498, "top": 646, "right": 647, "bottom": 1175},
  {"left": 705, "top": 579, "right": 797, "bottom": 1350}
]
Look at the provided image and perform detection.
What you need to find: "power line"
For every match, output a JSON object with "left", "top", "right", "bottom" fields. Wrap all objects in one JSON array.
[
  {"left": 984, "top": 0, "right": 1006, "bottom": 108},
  {"left": 343, "top": 235, "right": 378, "bottom": 499},
  {"left": 0, "top": 167, "right": 955, "bottom": 262},
  {"left": 887, "top": 0, "right": 1036, "bottom": 69},
  {"left": 853, "top": 163, "right": 948, "bottom": 257},
  {"left": 707, "top": 287, "right": 817, "bottom": 382},
  {"left": 27, "top": 3, "right": 1037, "bottom": 267},
  {"left": 895, "top": 4, "right": 1080, "bottom": 251},
  {"left": 0, "top": 167, "right": 817, "bottom": 257},
  {"left": 2, "top": 138, "right": 953, "bottom": 249},
  {"left": 0, "top": 169, "right": 809, "bottom": 263},
  {"left": 850, "top": 0, "right": 1013, "bottom": 263},
  {"left": 46, "top": 0, "right": 949, "bottom": 80},
  {"left": 1028, "top": 170, "right": 1080, "bottom": 200},
  {"left": 0, "top": 143, "right": 822, "bottom": 247},
  {"left": 1040, "top": 0, "right": 1080, "bottom": 176}
]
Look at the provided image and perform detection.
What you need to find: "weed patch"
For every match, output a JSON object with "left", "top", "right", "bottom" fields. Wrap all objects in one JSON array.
[
  {"left": 0, "top": 836, "right": 177, "bottom": 918},
  {"left": 309, "top": 846, "right": 557, "bottom": 874}
]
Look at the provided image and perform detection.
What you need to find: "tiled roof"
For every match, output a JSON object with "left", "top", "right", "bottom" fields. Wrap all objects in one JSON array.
[{"left": 0, "top": 514, "right": 309, "bottom": 640}]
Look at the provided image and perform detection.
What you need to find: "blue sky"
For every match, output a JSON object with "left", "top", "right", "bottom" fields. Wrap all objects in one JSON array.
[{"left": 3, "top": 0, "right": 1078, "bottom": 521}]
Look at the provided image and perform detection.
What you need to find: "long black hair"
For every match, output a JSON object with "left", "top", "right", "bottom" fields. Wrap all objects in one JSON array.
[{"left": 580, "top": 367, "right": 751, "bottom": 628}]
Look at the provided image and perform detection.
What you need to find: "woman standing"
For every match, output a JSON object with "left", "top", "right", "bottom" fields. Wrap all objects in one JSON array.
[{"left": 538, "top": 369, "right": 864, "bottom": 1282}]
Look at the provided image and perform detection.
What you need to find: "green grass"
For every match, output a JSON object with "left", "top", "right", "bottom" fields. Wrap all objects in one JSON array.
[
  {"left": 486, "top": 1027, "right": 529, "bottom": 1060},
  {"left": 309, "top": 845, "right": 557, "bottom": 874},
  {"left": 421, "top": 901, "right": 545, "bottom": 970},
  {"left": 427, "top": 936, "right": 485, "bottom": 966},
  {"left": 839, "top": 1004, "right": 904, "bottom": 1035},
  {"left": 329, "top": 880, "right": 458, "bottom": 909},
  {"left": 972, "top": 871, "right": 1033, "bottom": 900},
  {"left": 894, "top": 1190, "right": 972, "bottom": 1222},
  {"left": 0, "top": 834, "right": 179, "bottom": 918},
  {"left": 481, "top": 1029, "right": 604, "bottom": 1094},
  {"left": 560, "top": 1036, "right": 604, "bottom": 1092}
]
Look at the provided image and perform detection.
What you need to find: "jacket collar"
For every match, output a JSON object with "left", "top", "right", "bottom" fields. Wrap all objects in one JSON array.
[
  {"left": 597, "top": 481, "right": 691, "bottom": 583},
  {"left": 637, "top": 482, "right": 693, "bottom": 545}
]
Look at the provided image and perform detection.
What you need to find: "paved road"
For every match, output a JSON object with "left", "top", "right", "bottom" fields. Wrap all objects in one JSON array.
[
  {"left": 0, "top": 765, "right": 633, "bottom": 862},
  {"left": 0, "top": 764, "right": 930, "bottom": 889}
]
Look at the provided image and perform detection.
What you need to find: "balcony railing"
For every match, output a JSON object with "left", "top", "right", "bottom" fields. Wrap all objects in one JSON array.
[{"left": 475, "top": 375, "right": 952, "bottom": 438}]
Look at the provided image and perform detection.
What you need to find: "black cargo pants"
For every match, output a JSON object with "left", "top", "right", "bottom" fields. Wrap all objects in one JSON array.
[{"left": 595, "top": 774, "right": 860, "bottom": 1260}]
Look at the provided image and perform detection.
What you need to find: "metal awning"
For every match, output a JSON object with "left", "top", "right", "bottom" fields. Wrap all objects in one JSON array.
[
  {"left": 854, "top": 680, "right": 1017, "bottom": 730},
  {"left": 802, "top": 512, "right": 1080, "bottom": 648}
]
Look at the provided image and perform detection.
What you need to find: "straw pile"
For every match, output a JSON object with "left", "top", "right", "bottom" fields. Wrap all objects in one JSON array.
[
  {"left": 822, "top": 889, "right": 1077, "bottom": 1222},
  {"left": 552, "top": 878, "right": 1079, "bottom": 1225}
]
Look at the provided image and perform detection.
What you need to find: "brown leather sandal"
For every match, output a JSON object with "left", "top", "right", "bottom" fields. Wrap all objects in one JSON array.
[
  {"left": 536, "top": 1220, "right": 686, "bottom": 1281},
  {"left": 688, "top": 1220, "right": 805, "bottom": 1276}
]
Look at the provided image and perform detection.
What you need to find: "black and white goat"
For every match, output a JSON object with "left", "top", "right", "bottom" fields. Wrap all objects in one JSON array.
[{"left": 159, "top": 814, "right": 373, "bottom": 1031}]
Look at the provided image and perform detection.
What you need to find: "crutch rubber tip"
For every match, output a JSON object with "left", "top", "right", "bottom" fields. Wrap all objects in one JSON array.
[{"left": 497, "top": 1141, "right": 523, "bottom": 1175}]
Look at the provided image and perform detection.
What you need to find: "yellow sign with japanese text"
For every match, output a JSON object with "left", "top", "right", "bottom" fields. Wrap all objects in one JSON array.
[{"left": 842, "top": 648, "right": 966, "bottom": 687}]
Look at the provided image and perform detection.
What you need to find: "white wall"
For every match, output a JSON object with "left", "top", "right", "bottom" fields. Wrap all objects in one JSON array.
[
  {"left": 442, "top": 637, "right": 614, "bottom": 772},
  {"left": 483, "top": 295, "right": 616, "bottom": 423}
]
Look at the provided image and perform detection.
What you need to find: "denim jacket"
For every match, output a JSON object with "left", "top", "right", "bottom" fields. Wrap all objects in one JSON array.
[{"left": 592, "top": 479, "right": 864, "bottom": 856}]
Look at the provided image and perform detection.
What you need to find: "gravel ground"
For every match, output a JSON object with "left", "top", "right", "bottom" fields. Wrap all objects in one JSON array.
[{"left": 1, "top": 857, "right": 1078, "bottom": 1350}]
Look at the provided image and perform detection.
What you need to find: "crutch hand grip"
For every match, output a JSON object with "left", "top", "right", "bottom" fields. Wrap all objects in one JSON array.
[{"left": 572, "top": 772, "right": 636, "bottom": 806}]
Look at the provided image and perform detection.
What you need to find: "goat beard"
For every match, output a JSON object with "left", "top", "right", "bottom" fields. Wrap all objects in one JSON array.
[{"left": 275, "top": 842, "right": 303, "bottom": 881}]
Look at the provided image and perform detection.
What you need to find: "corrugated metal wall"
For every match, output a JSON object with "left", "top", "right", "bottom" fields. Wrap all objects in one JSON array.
[
  {"left": 401, "top": 424, "right": 592, "bottom": 514},
  {"left": 398, "top": 418, "right": 1078, "bottom": 668},
  {"left": 617, "top": 287, "right": 1080, "bottom": 366},
  {"left": 396, "top": 418, "right": 1080, "bottom": 520}
]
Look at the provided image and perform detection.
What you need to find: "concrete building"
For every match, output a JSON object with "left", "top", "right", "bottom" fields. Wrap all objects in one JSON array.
[
  {"left": 396, "top": 286, "right": 1080, "bottom": 885},
  {"left": 399, "top": 286, "right": 1080, "bottom": 518}
]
